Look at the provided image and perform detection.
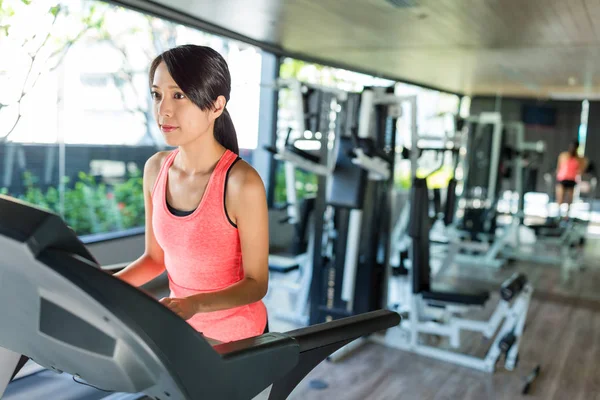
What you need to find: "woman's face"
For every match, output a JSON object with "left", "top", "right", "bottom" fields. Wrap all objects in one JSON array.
[{"left": 151, "top": 61, "right": 213, "bottom": 147}]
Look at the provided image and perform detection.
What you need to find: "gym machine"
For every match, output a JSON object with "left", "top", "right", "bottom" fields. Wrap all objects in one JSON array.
[
  {"left": 378, "top": 112, "right": 534, "bottom": 375},
  {"left": 0, "top": 194, "right": 400, "bottom": 400},
  {"left": 268, "top": 81, "right": 417, "bottom": 337},
  {"left": 440, "top": 112, "right": 515, "bottom": 270},
  {"left": 389, "top": 126, "right": 463, "bottom": 275},
  {"left": 305, "top": 90, "right": 421, "bottom": 361},
  {"left": 264, "top": 79, "right": 345, "bottom": 326},
  {"left": 379, "top": 177, "right": 533, "bottom": 373},
  {"left": 309, "top": 87, "right": 414, "bottom": 327}
]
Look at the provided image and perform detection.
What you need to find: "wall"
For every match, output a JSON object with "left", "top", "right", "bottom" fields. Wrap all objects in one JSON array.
[
  {"left": 470, "top": 97, "right": 582, "bottom": 194},
  {"left": 87, "top": 234, "right": 145, "bottom": 267}
]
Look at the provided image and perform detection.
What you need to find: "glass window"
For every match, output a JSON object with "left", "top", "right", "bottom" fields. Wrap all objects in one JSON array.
[
  {"left": 0, "top": 0, "right": 264, "bottom": 237},
  {"left": 395, "top": 82, "right": 461, "bottom": 189},
  {"left": 274, "top": 58, "right": 395, "bottom": 204}
]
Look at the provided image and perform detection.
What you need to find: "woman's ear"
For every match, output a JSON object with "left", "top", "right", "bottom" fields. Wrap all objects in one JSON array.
[{"left": 211, "top": 95, "right": 227, "bottom": 121}]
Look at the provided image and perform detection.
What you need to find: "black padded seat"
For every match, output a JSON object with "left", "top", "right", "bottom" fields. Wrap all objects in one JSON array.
[
  {"left": 268, "top": 254, "right": 300, "bottom": 273},
  {"left": 354, "top": 137, "right": 393, "bottom": 163},
  {"left": 264, "top": 145, "right": 278, "bottom": 155},
  {"left": 269, "top": 264, "right": 300, "bottom": 273},
  {"left": 286, "top": 145, "right": 320, "bottom": 163},
  {"left": 263, "top": 144, "right": 320, "bottom": 164},
  {"left": 422, "top": 283, "right": 490, "bottom": 306}
]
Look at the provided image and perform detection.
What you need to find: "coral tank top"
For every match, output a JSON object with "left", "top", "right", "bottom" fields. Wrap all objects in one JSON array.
[{"left": 151, "top": 148, "right": 267, "bottom": 342}]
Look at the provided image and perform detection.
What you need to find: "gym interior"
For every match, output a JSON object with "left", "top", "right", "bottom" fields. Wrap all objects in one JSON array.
[{"left": 1, "top": 0, "right": 599, "bottom": 399}]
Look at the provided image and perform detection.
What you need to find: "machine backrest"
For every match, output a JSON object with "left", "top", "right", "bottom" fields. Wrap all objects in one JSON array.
[
  {"left": 289, "top": 196, "right": 317, "bottom": 255},
  {"left": 443, "top": 178, "right": 457, "bottom": 226},
  {"left": 326, "top": 136, "right": 368, "bottom": 209},
  {"left": 408, "top": 178, "right": 431, "bottom": 294}
]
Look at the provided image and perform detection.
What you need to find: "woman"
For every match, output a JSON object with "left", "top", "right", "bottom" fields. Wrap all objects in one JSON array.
[
  {"left": 555, "top": 140, "right": 588, "bottom": 216},
  {"left": 115, "top": 45, "right": 269, "bottom": 343}
]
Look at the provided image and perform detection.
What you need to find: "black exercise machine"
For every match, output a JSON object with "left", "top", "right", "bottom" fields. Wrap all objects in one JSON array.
[
  {"left": 382, "top": 177, "right": 534, "bottom": 374},
  {"left": 309, "top": 87, "right": 403, "bottom": 325},
  {"left": 0, "top": 195, "right": 400, "bottom": 400}
]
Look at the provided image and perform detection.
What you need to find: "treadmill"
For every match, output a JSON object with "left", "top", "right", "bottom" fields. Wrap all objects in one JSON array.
[{"left": 0, "top": 195, "right": 400, "bottom": 400}]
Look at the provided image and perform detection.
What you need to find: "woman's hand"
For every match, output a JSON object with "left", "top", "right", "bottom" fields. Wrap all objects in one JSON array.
[{"left": 159, "top": 296, "right": 198, "bottom": 320}]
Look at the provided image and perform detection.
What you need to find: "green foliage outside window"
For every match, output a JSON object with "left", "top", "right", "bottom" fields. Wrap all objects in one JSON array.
[
  {"left": 273, "top": 163, "right": 319, "bottom": 204},
  {"left": 1, "top": 170, "right": 145, "bottom": 236}
]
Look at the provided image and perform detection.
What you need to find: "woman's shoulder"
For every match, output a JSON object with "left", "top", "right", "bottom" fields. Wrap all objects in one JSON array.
[
  {"left": 227, "top": 159, "right": 264, "bottom": 193},
  {"left": 144, "top": 151, "right": 173, "bottom": 187},
  {"left": 225, "top": 158, "right": 266, "bottom": 210},
  {"left": 225, "top": 159, "right": 267, "bottom": 223}
]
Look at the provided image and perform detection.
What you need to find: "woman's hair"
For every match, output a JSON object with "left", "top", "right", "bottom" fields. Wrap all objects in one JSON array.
[
  {"left": 149, "top": 45, "right": 239, "bottom": 155},
  {"left": 569, "top": 139, "right": 580, "bottom": 156}
]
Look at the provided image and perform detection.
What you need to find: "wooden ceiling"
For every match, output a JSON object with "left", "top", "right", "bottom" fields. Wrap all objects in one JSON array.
[{"left": 136, "top": 0, "right": 600, "bottom": 99}]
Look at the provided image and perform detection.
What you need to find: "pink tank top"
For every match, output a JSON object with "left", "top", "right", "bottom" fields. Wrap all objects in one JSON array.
[
  {"left": 151, "top": 148, "right": 267, "bottom": 343},
  {"left": 557, "top": 156, "right": 580, "bottom": 181}
]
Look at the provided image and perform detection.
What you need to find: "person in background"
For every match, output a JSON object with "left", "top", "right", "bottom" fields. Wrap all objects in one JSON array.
[{"left": 555, "top": 139, "right": 588, "bottom": 217}]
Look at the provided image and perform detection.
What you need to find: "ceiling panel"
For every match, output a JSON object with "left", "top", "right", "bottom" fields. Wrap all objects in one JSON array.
[{"left": 139, "top": 0, "right": 600, "bottom": 98}]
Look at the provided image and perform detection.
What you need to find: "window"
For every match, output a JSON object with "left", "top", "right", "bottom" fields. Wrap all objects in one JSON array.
[
  {"left": 273, "top": 58, "right": 395, "bottom": 204},
  {"left": 395, "top": 82, "right": 461, "bottom": 189},
  {"left": 0, "top": 0, "right": 264, "bottom": 238}
]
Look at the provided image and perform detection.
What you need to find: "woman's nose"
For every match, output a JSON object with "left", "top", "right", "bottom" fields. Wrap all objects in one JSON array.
[{"left": 158, "top": 99, "right": 173, "bottom": 118}]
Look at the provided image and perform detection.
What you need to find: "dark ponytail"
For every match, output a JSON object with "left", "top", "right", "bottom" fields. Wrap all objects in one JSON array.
[
  {"left": 149, "top": 44, "right": 240, "bottom": 155},
  {"left": 214, "top": 108, "right": 239, "bottom": 155}
]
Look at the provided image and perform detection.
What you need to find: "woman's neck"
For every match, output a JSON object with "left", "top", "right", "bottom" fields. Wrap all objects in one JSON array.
[{"left": 176, "top": 134, "right": 226, "bottom": 175}]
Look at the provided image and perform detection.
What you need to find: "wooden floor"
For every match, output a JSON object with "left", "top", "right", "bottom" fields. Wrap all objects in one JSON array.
[{"left": 260, "top": 239, "right": 600, "bottom": 400}]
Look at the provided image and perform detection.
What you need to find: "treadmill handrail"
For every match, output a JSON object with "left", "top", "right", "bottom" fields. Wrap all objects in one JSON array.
[{"left": 285, "top": 309, "right": 400, "bottom": 352}]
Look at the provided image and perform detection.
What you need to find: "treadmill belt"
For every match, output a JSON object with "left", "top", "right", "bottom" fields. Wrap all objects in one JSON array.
[{"left": 4, "top": 370, "right": 145, "bottom": 400}]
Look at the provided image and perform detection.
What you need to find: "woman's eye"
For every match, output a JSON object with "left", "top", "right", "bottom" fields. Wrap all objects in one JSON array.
[
  {"left": 174, "top": 92, "right": 186, "bottom": 99},
  {"left": 151, "top": 91, "right": 161, "bottom": 100}
]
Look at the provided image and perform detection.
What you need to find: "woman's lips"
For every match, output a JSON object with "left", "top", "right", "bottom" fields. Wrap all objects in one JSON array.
[{"left": 161, "top": 125, "right": 178, "bottom": 133}]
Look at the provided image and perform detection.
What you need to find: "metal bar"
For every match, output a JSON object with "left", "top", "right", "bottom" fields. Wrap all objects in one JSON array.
[{"left": 341, "top": 210, "right": 363, "bottom": 307}]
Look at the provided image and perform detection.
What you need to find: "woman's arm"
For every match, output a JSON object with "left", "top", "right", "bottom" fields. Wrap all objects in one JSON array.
[
  {"left": 579, "top": 157, "right": 589, "bottom": 175},
  {"left": 114, "top": 153, "right": 167, "bottom": 287},
  {"left": 556, "top": 152, "right": 565, "bottom": 175},
  {"left": 169, "top": 161, "right": 269, "bottom": 316}
]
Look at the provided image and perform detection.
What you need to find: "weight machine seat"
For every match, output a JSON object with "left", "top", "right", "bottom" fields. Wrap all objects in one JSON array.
[
  {"left": 269, "top": 264, "right": 299, "bottom": 273},
  {"left": 526, "top": 222, "right": 560, "bottom": 232},
  {"left": 535, "top": 229, "right": 563, "bottom": 238},
  {"left": 263, "top": 144, "right": 321, "bottom": 164},
  {"left": 268, "top": 254, "right": 300, "bottom": 273},
  {"left": 0, "top": 195, "right": 400, "bottom": 400},
  {"left": 421, "top": 286, "right": 490, "bottom": 306},
  {"left": 353, "top": 137, "right": 393, "bottom": 163},
  {"left": 571, "top": 217, "right": 588, "bottom": 224},
  {"left": 286, "top": 145, "right": 321, "bottom": 164},
  {"left": 263, "top": 145, "right": 278, "bottom": 155},
  {"left": 421, "top": 273, "right": 528, "bottom": 306}
]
